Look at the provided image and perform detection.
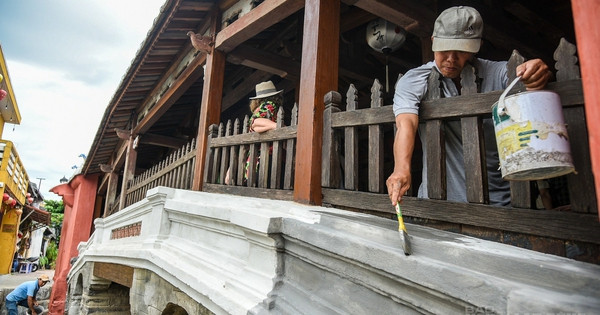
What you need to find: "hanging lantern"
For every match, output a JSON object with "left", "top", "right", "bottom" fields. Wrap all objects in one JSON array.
[
  {"left": 0, "top": 89, "right": 6, "bottom": 101},
  {"left": 2, "top": 193, "right": 9, "bottom": 202},
  {"left": 27, "top": 197, "right": 34, "bottom": 204},
  {"left": 366, "top": 18, "right": 406, "bottom": 54},
  {"left": 10, "top": 199, "right": 17, "bottom": 207},
  {"left": 5, "top": 197, "right": 13, "bottom": 205},
  {"left": 26, "top": 193, "right": 31, "bottom": 198},
  {"left": 366, "top": 18, "right": 406, "bottom": 93}
]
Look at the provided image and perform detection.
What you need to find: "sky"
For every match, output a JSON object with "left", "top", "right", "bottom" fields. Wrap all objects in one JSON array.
[{"left": 0, "top": 0, "right": 166, "bottom": 200}]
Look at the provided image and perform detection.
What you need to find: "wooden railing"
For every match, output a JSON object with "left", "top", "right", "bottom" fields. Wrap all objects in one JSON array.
[
  {"left": 129, "top": 38, "right": 599, "bottom": 247},
  {"left": 322, "top": 39, "right": 600, "bottom": 245},
  {"left": 202, "top": 105, "right": 298, "bottom": 200},
  {"left": 124, "top": 139, "right": 197, "bottom": 207}
]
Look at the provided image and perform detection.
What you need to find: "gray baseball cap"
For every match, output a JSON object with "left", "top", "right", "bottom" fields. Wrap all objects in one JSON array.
[{"left": 432, "top": 6, "right": 483, "bottom": 53}]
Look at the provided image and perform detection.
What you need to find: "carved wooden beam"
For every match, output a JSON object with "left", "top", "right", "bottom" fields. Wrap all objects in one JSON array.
[
  {"left": 114, "top": 128, "right": 131, "bottom": 140},
  {"left": 133, "top": 52, "right": 207, "bottom": 135},
  {"left": 228, "top": 45, "right": 301, "bottom": 81},
  {"left": 138, "top": 133, "right": 189, "bottom": 149},
  {"left": 99, "top": 164, "right": 114, "bottom": 173},
  {"left": 215, "top": 0, "right": 304, "bottom": 53},
  {"left": 348, "top": 0, "right": 432, "bottom": 36}
]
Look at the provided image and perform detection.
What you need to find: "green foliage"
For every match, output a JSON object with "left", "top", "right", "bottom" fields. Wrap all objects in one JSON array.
[
  {"left": 44, "top": 200, "right": 64, "bottom": 213},
  {"left": 39, "top": 255, "right": 48, "bottom": 269},
  {"left": 45, "top": 241, "right": 58, "bottom": 269},
  {"left": 43, "top": 200, "right": 64, "bottom": 244},
  {"left": 51, "top": 213, "right": 64, "bottom": 226}
]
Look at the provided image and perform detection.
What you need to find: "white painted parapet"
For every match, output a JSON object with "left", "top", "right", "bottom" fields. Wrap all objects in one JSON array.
[{"left": 69, "top": 187, "right": 600, "bottom": 314}]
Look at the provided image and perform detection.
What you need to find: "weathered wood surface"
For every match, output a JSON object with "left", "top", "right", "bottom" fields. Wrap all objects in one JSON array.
[
  {"left": 203, "top": 105, "right": 298, "bottom": 191},
  {"left": 204, "top": 183, "right": 294, "bottom": 201},
  {"left": 329, "top": 80, "right": 584, "bottom": 128},
  {"left": 368, "top": 79, "right": 384, "bottom": 193},
  {"left": 125, "top": 139, "right": 196, "bottom": 207},
  {"left": 555, "top": 39, "right": 597, "bottom": 214},
  {"left": 192, "top": 48, "right": 225, "bottom": 191},
  {"left": 322, "top": 92, "right": 342, "bottom": 188},
  {"left": 345, "top": 85, "right": 359, "bottom": 190},
  {"left": 94, "top": 262, "right": 134, "bottom": 288},
  {"left": 322, "top": 188, "right": 600, "bottom": 245},
  {"left": 294, "top": 0, "right": 340, "bottom": 205},
  {"left": 505, "top": 51, "right": 531, "bottom": 209}
]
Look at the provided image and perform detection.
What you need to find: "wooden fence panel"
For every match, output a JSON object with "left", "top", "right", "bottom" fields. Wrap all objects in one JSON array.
[
  {"left": 202, "top": 105, "right": 297, "bottom": 195},
  {"left": 320, "top": 38, "right": 597, "bottom": 244},
  {"left": 124, "top": 138, "right": 197, "bottom": 208}
]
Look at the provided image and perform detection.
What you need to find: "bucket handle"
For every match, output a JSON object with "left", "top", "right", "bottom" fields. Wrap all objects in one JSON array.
[{"left": 497, "top": 76, "right": 522, "bottom": 116}]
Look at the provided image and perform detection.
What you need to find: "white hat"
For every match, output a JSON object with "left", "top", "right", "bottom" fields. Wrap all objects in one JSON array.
[
  {"left": 432, "top": 6, "right": 483, "bottom": 53},
  {"left": 249, "top": 81, "right": 283, "bottom": 99}
]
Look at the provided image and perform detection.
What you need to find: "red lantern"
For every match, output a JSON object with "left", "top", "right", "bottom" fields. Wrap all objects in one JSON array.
[
  {"left": 10, "top": 199, "right": 17, "bottom": 207},
  {"left": 28, "top": 197, "right": 34, "bottom": 204},
  {"left": 5, "top": 197, "right": 13, "bottom": 205},
  {"left": 2, "top": 193, "right": 9, "bottom": 202},
  {"left": 0, "top": 89, "right": 6, "bottom": 101},
  {"left": 26, "top": 193, "right": 31, "bottom": 198}
]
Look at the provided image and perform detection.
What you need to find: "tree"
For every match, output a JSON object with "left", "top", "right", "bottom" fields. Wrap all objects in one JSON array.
[{"left": 43, "top": 200, "right": 64, "bottom": 244}]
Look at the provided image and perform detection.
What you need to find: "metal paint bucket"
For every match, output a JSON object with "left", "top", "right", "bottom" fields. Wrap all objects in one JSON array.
[{"left": 491, "top": 77, "right": 574, "bottom": 180}]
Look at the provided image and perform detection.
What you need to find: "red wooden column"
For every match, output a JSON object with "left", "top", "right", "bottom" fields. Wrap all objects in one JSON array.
[
  {"left": 572, "top": 1, "right": 600, "bottom": 220},
  {"left": 294, "top": 0, "right": 340, "bottom": 205},
  {"left": 192, "top": 49, "right": 226, "bottom": 191}
]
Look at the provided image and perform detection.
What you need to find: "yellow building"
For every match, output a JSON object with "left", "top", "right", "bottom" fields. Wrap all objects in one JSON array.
[{"left": 0, "top": 43, "right": 28, "bottom": 275}]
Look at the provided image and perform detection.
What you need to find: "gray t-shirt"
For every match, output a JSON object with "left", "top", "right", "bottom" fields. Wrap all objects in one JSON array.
[{"left": 393, "top": 58, "right": 510, "bottom": 206}]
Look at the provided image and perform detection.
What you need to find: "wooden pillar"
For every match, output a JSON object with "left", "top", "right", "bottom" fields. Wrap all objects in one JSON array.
[
  {"left": 104, "top": 172, "right": 118, "bottom": 217},
  {"left": 118, "top": 135, "right": 137, "bottom": 210},
  {"left": 571, "top": 1, "right": 600, "bottom": 220},
  {"left": 192, "top": 49, "right": 226, "bottom": 191},
  {"left": 294, "top": 0, "right": 340, "bottom": 205}
]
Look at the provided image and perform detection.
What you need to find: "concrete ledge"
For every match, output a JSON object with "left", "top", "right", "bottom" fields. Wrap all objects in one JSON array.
[{"left": 68, "top": 188, "right": 600, "bottom": 314}]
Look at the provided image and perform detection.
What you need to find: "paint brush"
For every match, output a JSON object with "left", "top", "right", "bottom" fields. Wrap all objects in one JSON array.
[{"left": 395, "top": 203, "right": 412, "bottom": 255}]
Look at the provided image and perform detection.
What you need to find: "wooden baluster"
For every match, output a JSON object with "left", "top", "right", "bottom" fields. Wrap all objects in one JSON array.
[
  {"left": 284, "top": 103, "right": 298, "bottom": 190},
  {"left": 368, "top": 79, "right": 384, "bottom": 193},
  {"left": 220, "top": 120, "right": 232, "bottom": 184},
  {"left": 322, "top": 91, "right": 341, "bottom": 188},
  {"left": 424, "top": 68, "right": 446, "bottom": 200},
  {"left": 228, "top": 118, "right": 240, "bottom": 186},
  {"left": 237, "top": 116, "right": 250, "bottom": 186},
  {"left": 166, "top": 153, "right": 173, "bottom": 187},
  {"left": 555, "top": 38, "right": 596, "bottom": 213},
  {"left": 248, "top": 142, "right": 259, "bottom": 188},
  {"left": 203, "top": 124, "right": 218, "bottom": 185},
  {"left": 506, "top": 50, "right": 531, "bottom": 208},
  {"left": 258, "top": 141, "right": 270, "bottom": 188},
  {"left": 176, "top": 144, "right": 184, "bottom": 188},
  {"left": 461, "top": 63, "right": 488, "bottom": 204},
  {"left": 184, "top": 140, "right": 194, "bottom": 189},
  {"left": 211, "top": 123, "right": 224, "bottom": 184},
  {"left": 270, "top": 107, "right": 285, "bottom": 189},
  {"left": 345, "top": 85, "right": 358, "bottom": 191}
]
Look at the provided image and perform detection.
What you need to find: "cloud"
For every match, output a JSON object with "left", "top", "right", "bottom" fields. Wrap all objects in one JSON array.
[{"left": 0, "top": 0, "right": 165, "bottom": 199}]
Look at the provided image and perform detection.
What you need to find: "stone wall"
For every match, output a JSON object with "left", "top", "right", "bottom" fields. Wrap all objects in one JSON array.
[
  {"left": 65, "top": 262, "right": 129, "bottom": 314},
  {"left": 66, "top": 262, "right": 214, "bottom": 315},
  {"left": 131, "top": 269, "right": 213, "bottom": 315}
]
